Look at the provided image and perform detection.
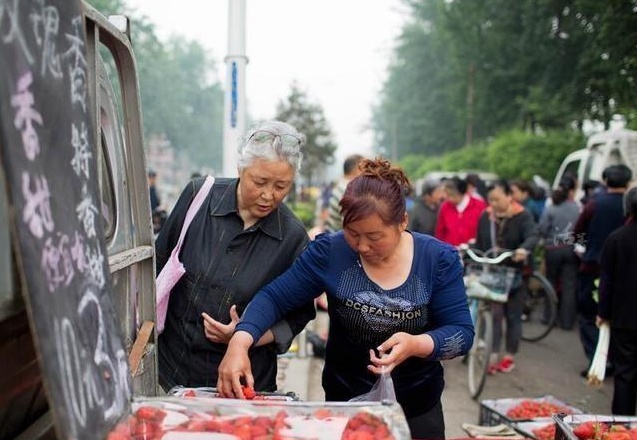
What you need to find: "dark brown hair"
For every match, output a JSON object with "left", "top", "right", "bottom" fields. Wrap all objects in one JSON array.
[{"left": 340, "top": 158, "right": 411, "bottom": 226}]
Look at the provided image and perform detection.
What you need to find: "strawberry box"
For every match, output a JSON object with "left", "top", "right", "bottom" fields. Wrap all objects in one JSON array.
[
  {"left": 553, "top": 413, "right": 637, "bottom": 440},
  {"left": 168, "top": 386, "right": 299, "bottom": 401},
  {"left": 479, "top": 395, "right": 583, "bottom": 426},
  {"left": 108, "top": 396, "right": 412, "bottom": 439},
  {"left": 514, "top": 420, "right": 557, "bottom": 440}
]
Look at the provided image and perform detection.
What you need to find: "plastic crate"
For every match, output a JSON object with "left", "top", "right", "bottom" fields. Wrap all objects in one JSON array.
[
  {"left": 553, "top": 413, "right": 637, "bottom": 440},
  {"left": 479, "top": 395, "right": 583, "bottom": 426}
]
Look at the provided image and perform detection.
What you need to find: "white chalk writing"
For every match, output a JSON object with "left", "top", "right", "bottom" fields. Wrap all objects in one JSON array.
[
  {"left": 85, "top": 246, "right": 105, "bottom": 288},
  {"left": 78, "top": 291, "right": 129, "bottom": 419},
  {"left": 71, "top": 122, "right": 91, "bottom": 178},
  {"left": 41, "top": 233, "right": 74, "bottom": 292},
  {"left": 54, "top": 291, "right": 130, "bottom": 434},
  {"left": 22, "top": 172, "right": 54, "bottom": 238},
  {"left": 11, "top": 71, "right": 43, "bottom": 160},
  {"left": 55, "top": 318, "right": 86, "bottom": 435},
  {"left": 62, "top": 16, "right": 87, "bottom": 112},
  {"left": 1, "top": 0, "right": 34, "bottom": 64},
  {"left": 30, "top": 0, "right": 62, "bottom": 79},
  {"left": 76, "top": 184, "right": 98, "bottom": 237},
  {"left": 69, "top": 231, "right": 86, "bottom": 273}
]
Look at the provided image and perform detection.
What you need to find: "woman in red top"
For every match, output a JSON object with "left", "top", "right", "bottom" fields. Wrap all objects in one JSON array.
[{"left": 434, "top": 177, "right": 487, "bottom": 246}]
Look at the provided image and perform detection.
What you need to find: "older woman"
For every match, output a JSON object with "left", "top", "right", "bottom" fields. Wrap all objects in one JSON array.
[
  {"left": 155, "top": 120, "right": 316, "bottom": 392},
  {"left": 218, "top": 158, "right": 474, "bottom": 439}
]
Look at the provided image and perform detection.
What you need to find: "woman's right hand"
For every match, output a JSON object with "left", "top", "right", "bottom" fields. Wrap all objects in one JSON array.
[
  {"left": 202, "top": 305, "right": 241, "bottom": 344},
  {"left": 217, "top": 331, "right": 255, "bottom": 398}
]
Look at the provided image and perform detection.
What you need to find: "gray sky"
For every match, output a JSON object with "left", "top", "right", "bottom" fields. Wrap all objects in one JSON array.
[{"left": 125, "top": 0, "right": 406, "bottom": 163}]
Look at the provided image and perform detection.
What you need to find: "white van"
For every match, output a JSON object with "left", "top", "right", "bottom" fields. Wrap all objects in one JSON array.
[{"left": 553, "top": 128, "right": 637, "bottom": 201}]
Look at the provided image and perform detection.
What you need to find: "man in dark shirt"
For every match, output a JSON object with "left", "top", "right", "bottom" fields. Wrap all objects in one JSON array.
[
  {"left": 408, "top": 180, "right": 444, "bottom": 235},
  {"left": 598, "top": 186, "right": 637, "bottom": 415},
  {"left": 574, "top": 164, "right": 632, "bottom": 375},
  {"left": 148, "top": 170, "right": 161, "bottom": 212}
]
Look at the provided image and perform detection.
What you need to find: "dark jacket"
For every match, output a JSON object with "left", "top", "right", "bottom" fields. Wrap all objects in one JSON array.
[
  {"left": 155, "top": 177, "right": 315, "bottom": 391},
  {"left": 475, "top": 203, "right": 539, "bottom": 268},
  {"left": 408, "top": 199, "right": 439, "bottom": 235},
  {"left": 574, "top": 192, "right": 625, "bottom": 271},
  {"left": 598, "top": 221, "right": 637, "bottom": 330}
]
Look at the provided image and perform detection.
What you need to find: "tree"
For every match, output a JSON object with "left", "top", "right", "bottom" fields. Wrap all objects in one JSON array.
[
  {"left": 86, "top": 0, "right": 225, "bottom": 169},
  {"left": 374, "top": 0, "right": 637, "bottom": 161},
  {"left": 274, "top": 83, "right": 337, "bottom": 187}
]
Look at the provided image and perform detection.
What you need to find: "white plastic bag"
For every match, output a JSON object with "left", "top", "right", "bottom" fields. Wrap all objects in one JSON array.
[{"left": 348, "top": 370, "right": 397, "bottom": 403}]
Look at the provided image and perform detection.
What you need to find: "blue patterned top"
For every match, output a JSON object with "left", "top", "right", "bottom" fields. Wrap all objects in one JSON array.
[{"left": 237, "top": 231, "right": 474, "bottom": 418}]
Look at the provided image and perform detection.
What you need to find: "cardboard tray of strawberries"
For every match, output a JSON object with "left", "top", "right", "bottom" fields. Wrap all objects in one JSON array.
[
  {"left": 107, "top": 396, "right": 412, "bottom": 439},
  {"left": 480, "top": 395, "right": 583, "bottom": 426},
  {"left": 553, "top": 413, "right": 637, "bottom": 440},
  {"left": 513, "top": 420, "right": 557, "bottom": 440}
]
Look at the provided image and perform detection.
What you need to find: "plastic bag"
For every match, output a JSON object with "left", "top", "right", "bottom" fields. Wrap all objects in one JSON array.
[
  {"left": 156, "top": 176, "right": 214, "bottom": 334},
  {"left": 586, "top": 322, "right": 610, "bottom": 388},
  {"left": 155, "top": 254, "right": 186, "bottom": 334},
  {"left": 349, "top": 370, "right": 397, "bottom": 403}
]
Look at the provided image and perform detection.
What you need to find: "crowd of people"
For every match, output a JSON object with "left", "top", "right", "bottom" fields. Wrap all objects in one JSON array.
[{"left": 151, "top": 119, "right": 637, "bottom": 439}]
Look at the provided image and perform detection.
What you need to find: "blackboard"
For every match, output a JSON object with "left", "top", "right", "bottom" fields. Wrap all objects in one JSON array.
[{"left": 0, "top": 1, "right": 131, "bottom": 439}]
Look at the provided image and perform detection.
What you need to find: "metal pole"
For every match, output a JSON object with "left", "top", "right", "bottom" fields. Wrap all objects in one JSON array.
[{"left": 222, "top": 0, "right": 248, "bottom": 177}]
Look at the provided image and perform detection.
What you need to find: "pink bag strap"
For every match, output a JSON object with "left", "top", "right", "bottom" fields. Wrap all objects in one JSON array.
[{"left": 170, "top": 175, "right": 215, "bottom": 258}]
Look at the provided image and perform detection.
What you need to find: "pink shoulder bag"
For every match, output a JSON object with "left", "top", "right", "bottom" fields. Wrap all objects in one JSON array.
[{"left": 156, "top": 175, "right": 215, "bottom": 334}]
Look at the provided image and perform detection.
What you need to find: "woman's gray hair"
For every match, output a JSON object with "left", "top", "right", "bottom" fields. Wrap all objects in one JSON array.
[{"left": 238, "top": 120, "right": 305, "bottom": 173}]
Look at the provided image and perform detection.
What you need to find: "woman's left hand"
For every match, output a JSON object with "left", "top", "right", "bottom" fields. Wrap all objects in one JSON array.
[
  {"left": 367, "top": 332, "right": 434, "bottom": 375},
  {"left": 202, "top": 305, "right": 240, "bottom": 344}
]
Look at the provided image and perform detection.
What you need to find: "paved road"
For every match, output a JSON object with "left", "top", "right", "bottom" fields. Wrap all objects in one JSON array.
[{"left": 277, "top": 311, "right": 614, "bottom": 438}]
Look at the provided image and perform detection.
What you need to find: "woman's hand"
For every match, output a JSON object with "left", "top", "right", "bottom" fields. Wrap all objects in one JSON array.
[
  {"left": 367, "top": 332, "right": 434, "bottom": 375},
  {"left": 217, "top": 331, "right": 254, "bottom": 398},
  {"left": 202, "top": 305, "right": 241, "bottom": 344},
  {"left": 512, "top": 248, "right": 529, "bottom": 263}
]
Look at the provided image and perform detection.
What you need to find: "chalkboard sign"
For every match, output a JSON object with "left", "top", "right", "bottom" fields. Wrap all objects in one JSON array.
[{"left": 0, "top": 1, "right": 131, "bottom": 439}]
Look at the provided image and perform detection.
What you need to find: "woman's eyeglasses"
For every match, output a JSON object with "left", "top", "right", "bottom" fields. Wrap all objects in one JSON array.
[{"left": 247, "top": 130, "right": 302, "bottom": 148}]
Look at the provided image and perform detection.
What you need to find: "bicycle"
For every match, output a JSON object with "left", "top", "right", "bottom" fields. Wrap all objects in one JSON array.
[
  {"left": 460, "top": 246, "right": 517, "bottom": 400},
  {"left": 520, "top": 269, "right": 558, "bottom": 342}
]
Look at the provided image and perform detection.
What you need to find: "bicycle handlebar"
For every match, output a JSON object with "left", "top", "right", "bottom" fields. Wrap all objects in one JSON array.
[{"left": 460, "top": 246, "right": 514, "bottom": 265}]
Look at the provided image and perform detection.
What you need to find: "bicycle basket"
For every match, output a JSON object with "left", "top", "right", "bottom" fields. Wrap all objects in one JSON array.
[{"left": 464, "top": 263, "right": 517, "bottom": 303}]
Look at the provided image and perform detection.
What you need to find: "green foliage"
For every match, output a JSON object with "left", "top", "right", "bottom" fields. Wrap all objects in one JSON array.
[
  {"left": 485, "top": 130, "right": 584, "bottom": 180},
  {"left": 289, "top": 201, "right": 315, "bottom": 229},
  {"left": 275, "top": 83, "right": 337, "bottom": 186},
  {"left": 86, "top": 0, "right": 224, "bottom": 168},
  {"left": 400, "top": 129, "right": 584, "bottom": 183},
  {"left": 375, "top": 0, "right": 637, "bottom": 160}
]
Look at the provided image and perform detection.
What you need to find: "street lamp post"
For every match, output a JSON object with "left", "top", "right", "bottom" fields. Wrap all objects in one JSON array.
[{"left": 222, "top": 0, "right": 248, "bottom": 177}]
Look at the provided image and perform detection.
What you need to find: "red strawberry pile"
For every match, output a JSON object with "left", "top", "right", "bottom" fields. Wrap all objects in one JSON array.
[
  {"left": 506, "top": 400, "right": 574, "bottom": 420},
  {"left": 179, "top": 386, "right": 279, "bottom": 400},
  {"left": 107, "top": 405, "right": 397, "bottom": 440},
  {"left": 531, "top": 423, "right": 556, "bottom": 440},
  {"left": 573, "top": 421, "right": 637, "bottom": 440}
]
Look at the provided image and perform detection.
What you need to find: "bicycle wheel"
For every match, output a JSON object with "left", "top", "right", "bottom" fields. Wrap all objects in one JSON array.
[
  {"left": 521, "top": 272, "right": 558, "bottom": 342},
  {"left": 467, "top": 306, "right": 493, "bottom": 400}
]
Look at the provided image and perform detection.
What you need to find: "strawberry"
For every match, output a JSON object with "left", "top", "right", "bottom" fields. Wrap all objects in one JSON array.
[
  {"left": 135, "top": 406, "right": 166, "bottom": 423},
  {"left": 241, "top": 385, "right": 256, "bottom": 400},
  {"left": 574, "top": 421, "right": 609, "bottom": 440}
]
